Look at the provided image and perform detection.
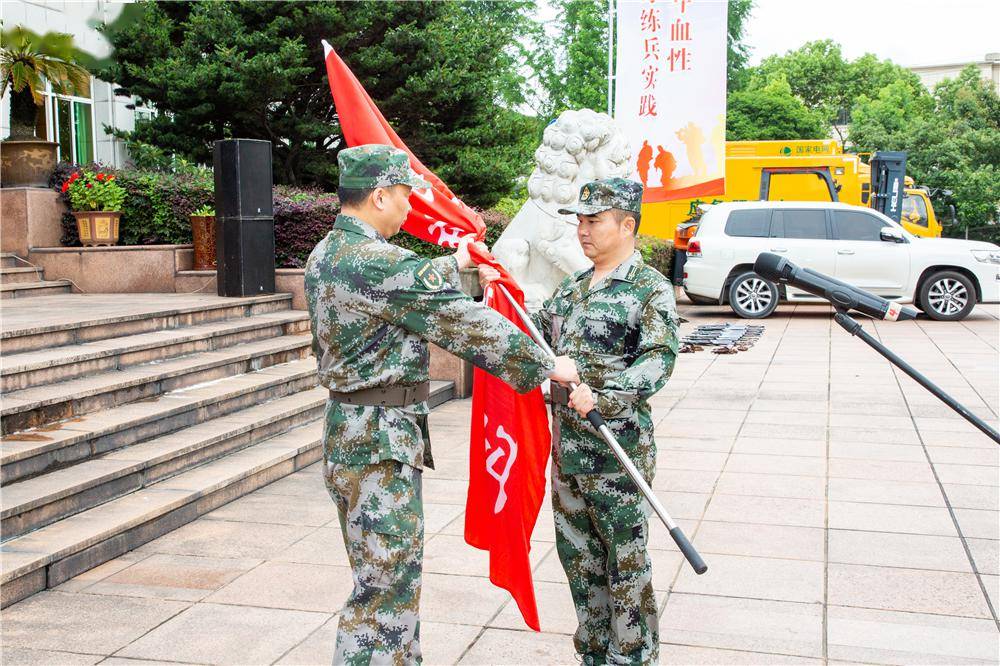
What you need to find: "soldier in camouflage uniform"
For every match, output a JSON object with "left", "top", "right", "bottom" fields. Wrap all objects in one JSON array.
[
  {"left": 481, "top": 178, "right": 679, "bottom": 665},
  {"left": 305, "top": 144, "right": 579, "bottom": 665}
]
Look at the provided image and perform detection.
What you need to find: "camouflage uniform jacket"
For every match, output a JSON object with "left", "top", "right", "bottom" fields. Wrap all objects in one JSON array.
[
  {"left": 536, "top": 250, "right": 678, "bottom": 475},
  {"left": 305, "top": 213, "right": 553, "bottom": 470}
]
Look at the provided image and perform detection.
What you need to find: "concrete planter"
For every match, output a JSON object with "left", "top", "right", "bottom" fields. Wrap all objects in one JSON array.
[
  {"left": 0, "top": 140, "right": 59, "bottom": 188},
  {"left": 190, "top": 215, "right": 217, "bottom": 270},
  {"left": 73, "top": 211, "right": 121, "bottom": 247}
]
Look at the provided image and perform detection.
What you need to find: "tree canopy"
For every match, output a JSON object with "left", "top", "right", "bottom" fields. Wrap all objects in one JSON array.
[
  {"left": 850, "top": 65, "right": 1000, "bottom": 232},
  {"left": 100, "top": 0, "right": 540, "bottom": 207}
]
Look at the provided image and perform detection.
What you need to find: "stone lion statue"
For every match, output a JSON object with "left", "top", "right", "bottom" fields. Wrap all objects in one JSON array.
[{"left": 492, "top": 109, "right": 633, "bottom": 310}]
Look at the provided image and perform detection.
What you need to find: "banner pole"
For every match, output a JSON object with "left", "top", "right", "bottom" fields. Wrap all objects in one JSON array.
[
  {"left": 495, "top": 283, "right": 707, "bottom": 575},
  {"left": 607, "top": 0, "right": 615, "bottom": 116}
]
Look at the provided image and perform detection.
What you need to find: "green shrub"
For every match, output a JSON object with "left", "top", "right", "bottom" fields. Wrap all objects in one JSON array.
[
  {"left": 637, "top": 234, "right": 674, "bottom": 278},
  {"left": 52, "top": 161, "right": 213, "bottom": 246}
]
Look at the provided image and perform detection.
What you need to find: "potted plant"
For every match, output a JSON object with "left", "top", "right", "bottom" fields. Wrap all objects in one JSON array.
[
  {"left": 63, "top": 169, "right": 126, "bottom": 245},
  {"left": 190, "top": 204, "right": 217, "bottom": 270},
  {"left": 1, "top": 26, "right": 91, "bottom": 187}
]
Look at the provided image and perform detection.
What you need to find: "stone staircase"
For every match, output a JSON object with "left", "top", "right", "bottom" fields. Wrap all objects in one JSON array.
[
  {"left": 0, "top": 253, "right": 72, "bottom": 299},
  {"left": 0, "top": 293, "right": 454, "bottom": 608}
]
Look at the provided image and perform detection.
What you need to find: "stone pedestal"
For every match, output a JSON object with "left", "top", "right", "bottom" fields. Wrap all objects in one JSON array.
[{"left": 1, "top": 188, "right": 66, "bottom": 257}]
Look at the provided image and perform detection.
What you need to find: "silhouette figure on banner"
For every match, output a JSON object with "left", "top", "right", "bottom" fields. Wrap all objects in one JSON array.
[
  {"left": 636, "top": 140, "right": 653, "bottom": 186},
  {"left": 654, "top": 145, "right": 677, "bottom": 187},
  {"left": 676, "top": 122, "right": 707, "bottom": 179}
]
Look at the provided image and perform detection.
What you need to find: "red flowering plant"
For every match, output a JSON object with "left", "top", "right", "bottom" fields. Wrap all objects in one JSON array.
[{"left": 62, "top": 169, "right": 126, "bottom": 212}]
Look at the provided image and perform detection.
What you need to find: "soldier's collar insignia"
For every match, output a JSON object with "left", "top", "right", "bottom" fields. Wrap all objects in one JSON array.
[
  {"left": 416, "top": 261, "right": 444, "bottom": 291},
  {"left": 624, "top": 265, "right": 640, "bottom": 282}
]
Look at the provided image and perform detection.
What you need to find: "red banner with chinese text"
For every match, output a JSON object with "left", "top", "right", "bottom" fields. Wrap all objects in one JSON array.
[{"left": 614, "top": 0, "right": 727, "bottom": 203}]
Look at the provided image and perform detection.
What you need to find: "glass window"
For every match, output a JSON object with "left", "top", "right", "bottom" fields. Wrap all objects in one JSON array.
[
  {"left": 834, "top": 211, "right": 887, "bottom": 241},
  {"left": 724, "top": 209, "right": 770, "bottom": 237},
  {"left": 73, "top": 101, "right": 93, "bottom": 163},
  {"left": 56, "top": 98, "right": 72, "bottom": 161},
  {"left": 902, "top": 194, "right": 929, "bottom": 227},
  {"left": 770, "top": 210, "right": 829, "bottom": 239}
]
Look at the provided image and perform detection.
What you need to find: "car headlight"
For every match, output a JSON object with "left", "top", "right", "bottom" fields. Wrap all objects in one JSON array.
[{"left": 971, "top": 250, "right": 1000, "bottom": 265}]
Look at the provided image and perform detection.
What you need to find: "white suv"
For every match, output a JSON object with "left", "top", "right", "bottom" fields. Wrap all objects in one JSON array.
[{"left": 683, "top": 201, "right": 1000, "bottom": 321}]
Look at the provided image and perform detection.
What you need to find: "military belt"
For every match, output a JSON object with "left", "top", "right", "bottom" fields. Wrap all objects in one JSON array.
[
  {"left": 548, "top": 383, "right": 571, "bottom": 406},
  {"left": 329, "top": 382, "right": 430, "bottom": 407}
]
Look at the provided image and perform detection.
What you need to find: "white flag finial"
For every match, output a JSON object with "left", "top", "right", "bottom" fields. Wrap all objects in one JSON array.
[{"left": 322, "top": 39, "right": 333, "bottom": 57}]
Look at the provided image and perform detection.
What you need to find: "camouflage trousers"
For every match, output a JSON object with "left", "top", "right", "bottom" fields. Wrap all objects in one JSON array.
[
  {"left": 552, "top": 465, "right": 658, "bottom": 665},
  {"left": 324, "top": 458, "right": 424, "bottom": 665}
]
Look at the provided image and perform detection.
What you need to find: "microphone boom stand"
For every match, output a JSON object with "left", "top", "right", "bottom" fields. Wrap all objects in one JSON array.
[{"left": 833, "top": 309, "right": 1000, "bottom": 444}]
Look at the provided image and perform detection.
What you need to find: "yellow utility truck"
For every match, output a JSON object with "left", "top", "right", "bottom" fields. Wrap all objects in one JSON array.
[{"left": 643, "top": 139, "right": 942, "bottom": 239}]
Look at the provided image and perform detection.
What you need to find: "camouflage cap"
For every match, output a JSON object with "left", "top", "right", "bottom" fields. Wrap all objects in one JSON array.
[
  {"left": 338, "top": 144, "right": 430, "bottom": 190},
  {"left": 557, "top": 177, "right": 643, "bottom": 216}
]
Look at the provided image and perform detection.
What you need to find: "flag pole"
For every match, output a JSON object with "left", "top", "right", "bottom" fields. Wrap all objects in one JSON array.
[{"left": 495, "top": 283, "right": 707, "bottom": 575}]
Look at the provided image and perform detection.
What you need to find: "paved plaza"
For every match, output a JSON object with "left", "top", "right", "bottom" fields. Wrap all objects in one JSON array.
[{"left": 2, "top": 302, "right": 998, "bottom": 665}]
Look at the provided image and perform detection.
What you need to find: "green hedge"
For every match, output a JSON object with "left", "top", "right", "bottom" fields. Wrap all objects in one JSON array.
[
  {"left": 51, "top": 162, "right": 513, "bottom": 266},
  {"left": 637, "top": 234, "right": 674, "bottom": 279}
]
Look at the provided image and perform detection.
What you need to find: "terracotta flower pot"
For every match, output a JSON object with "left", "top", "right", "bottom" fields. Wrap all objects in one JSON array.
[
  {"left": 190, "top": 215, "right": 217, "bottom": 270},
  {"left": 0, "top": 139, "right": 60, "bottom": 188},
  {"left": 73, "top": 211, "right": 121, "bottom": 246}
]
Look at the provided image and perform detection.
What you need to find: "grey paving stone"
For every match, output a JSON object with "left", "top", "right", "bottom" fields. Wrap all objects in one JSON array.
[
  {"left": 826, "top": 605, "right": 1000, "bottom": 665},
  {"left": 694, "top": 522, "right": 825, "bottom": 561},
  {"left": 828, "top": 530, "right": 974, "bottom": 572},
  {"left": 0, "top": 647, "right": 103, "bottom": 665},
  {"left": 113, "top": 602, "right": 328, "bottom": 664},
  {"left": 0, "top": 591, "right": 188, "bottom": 654},
  {"left": 828, "top": 563, "right": 993, "bottom": 618},
  {"left": 83, "top": 553, "right": 261, "bottom": 602},
  {"left": 828, "top": 501, "right": 958, "bottom": 536},
  {"left": 206, "top": 560, "right": 353, "bottom": 613},
  {"left": 137, "top": 517, "right": 314, "bottom": 559},
  {"left": 659, "top": 644, "right": 822, "bottom": 665},
  {"left": 659, "top": 593, "right": 823, "bottom": 658},
  {"left": 673, "top": 554, "right": 824, "bottom": 604},
  {"left": 459, "top": 627, "right": 578, "bottom": 665}
]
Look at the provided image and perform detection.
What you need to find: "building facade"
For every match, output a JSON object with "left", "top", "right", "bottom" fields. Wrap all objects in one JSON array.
[
  {"left": 0, "top": 0, "right": 151, "bottom": 167},
  {"left": 909, "top": 53, "right": 1000, "bottom": 94}
]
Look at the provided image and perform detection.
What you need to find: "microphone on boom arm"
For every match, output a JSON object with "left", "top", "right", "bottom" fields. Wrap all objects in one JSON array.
[{"left": 753, "top": 252, "right": 919, "bottom": 321}]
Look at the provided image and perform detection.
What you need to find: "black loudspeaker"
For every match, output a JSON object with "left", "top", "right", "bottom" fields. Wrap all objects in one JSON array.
[
  {"left": 213, "top": 139, "right": 276, "bottom": 296},
  {"left": 214, "top": 139, "right": 274, "bottom": 218}
]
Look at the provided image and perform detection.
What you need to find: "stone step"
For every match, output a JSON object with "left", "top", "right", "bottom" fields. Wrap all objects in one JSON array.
[
  {"left": 1, "top": 310, "right": 311, "bottom": 393},
  {"left": 0, "top": 334, "right": 314, "bottom": 435},
  {"left": 0, "top": 267, "right": 44, "bottom": 285},
  {"left": 0, "top": 280, "right": 73, "bottom": 299},
  {"left": 0, "top": 387, "right": 328, "bottom": 540},
  {"left": 1, "top": 293, "right": 294, "bottom": 354},
  {"left": 0, "top": 253, "right": 23, "bottom": 268},
  {"left": 0, "top": 419, "right": 324, "bottom": 609},
  {"left": 0, "top": 379, "right": 455, "bottom": 609},
  {"left": 1, "top": 359, "right": 319, "bottom": 485}
]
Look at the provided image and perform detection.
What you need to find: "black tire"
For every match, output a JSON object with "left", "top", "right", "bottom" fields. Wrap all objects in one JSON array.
[
  {"left": 918, "top": 270, "right": 976, "bottom": 321},
  {"left": 684, "top": 292, "right": 717, "bottom": 306},
  {"left": 728, "top": 271, "right": 779, "bottom": 319}
]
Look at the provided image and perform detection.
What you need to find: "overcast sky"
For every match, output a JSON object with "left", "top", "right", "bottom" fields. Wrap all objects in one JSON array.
[{"left": 744, "top": 0, "right": 998, "bottom": 67}]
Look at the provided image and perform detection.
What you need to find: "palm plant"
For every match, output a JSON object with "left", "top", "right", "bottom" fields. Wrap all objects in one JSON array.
[{"left": 1, "top": 25, "right": 91, "bottom": 140}]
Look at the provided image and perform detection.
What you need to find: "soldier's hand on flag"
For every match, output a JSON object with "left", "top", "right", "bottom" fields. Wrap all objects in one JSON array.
[
  {"left": 454, "top": 235, "right": 488, "bottom": 270},
  {"left": 568, "top": 383, "right": 595, "bottom": 418},
  {"left": 550, "top": 356, "right": 580, "bottom": 386},
  {"left": 479, "top": 265, "right": 502, "bottom": 289}
]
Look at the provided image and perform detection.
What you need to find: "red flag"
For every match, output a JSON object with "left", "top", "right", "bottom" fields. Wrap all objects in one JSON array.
[
  {"left": 465, "top": 262, "right": 551, "bottom": 632},
  {"left": 323, "top": 40, "right": 485, "bottom": 248},
  {"left": 322, "top": 41, "right": 551, "bottom": 631}
]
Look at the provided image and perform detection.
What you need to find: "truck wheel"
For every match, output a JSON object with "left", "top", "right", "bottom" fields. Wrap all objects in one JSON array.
[
  {"left": 919, "top": 271, "right": 976, "bottom": 321},
  {"left": 728, "top": 271, "right": 779, "bottom": 319}
]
